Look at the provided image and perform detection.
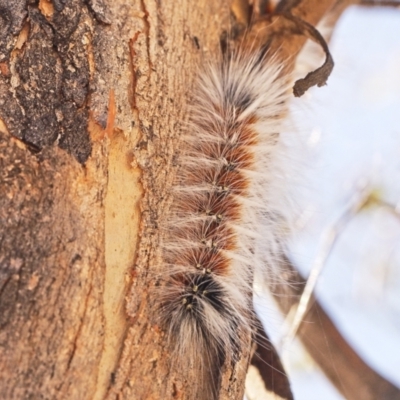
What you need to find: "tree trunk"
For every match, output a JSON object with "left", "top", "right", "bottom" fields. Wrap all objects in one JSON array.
[
  {"left": 0, "top": 0, "right": 337, "bottom": 399},
  {"left": 0, "top": 0, "right": 242, "bottom": 398}
]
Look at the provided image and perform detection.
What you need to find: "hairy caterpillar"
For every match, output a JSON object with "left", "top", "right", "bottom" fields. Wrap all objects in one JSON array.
[{"left": 159, "top": 46, "right": 293, "bottom": 396}]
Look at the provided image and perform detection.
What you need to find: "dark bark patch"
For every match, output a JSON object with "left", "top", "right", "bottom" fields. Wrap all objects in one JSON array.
[
  {"left": 0, "top": 1, "right": 114, "bottom": 164},
  {"left": 84, "top": 0, "right": 112, "bottom": 24},
  {"left": 0, "top": 0, "right": 28, "bottom": 62}
]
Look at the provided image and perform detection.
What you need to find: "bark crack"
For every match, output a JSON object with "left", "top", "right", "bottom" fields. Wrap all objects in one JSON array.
[
  {"left": 66, "top": 283, "right": 93, "bottom": 372},
  {"left": 139, "top": 0, "right": 153, "bottom": 70}
]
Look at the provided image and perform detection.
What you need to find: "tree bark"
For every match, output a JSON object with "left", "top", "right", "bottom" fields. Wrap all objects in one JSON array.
[
  {"left": 0, "top": 0, "right": 239, "bottom": 398},
  {"left": 0, "top": 0, "right": 339, "bottom": 399}
]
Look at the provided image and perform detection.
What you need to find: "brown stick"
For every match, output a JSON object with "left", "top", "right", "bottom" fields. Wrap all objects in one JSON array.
[
  {"left": 251, "top": 316, "right": 294, "bottom": 400},
  {"left": 360, "top": 0, "right": 400, "bottom": 6},
  {"left": 271, "top": 257, "right": 400, "bottom": 400}
]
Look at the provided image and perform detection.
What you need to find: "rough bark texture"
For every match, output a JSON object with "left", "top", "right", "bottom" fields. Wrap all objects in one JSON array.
[
  {"left": 0, "top": 134, "right": 106, "bottom": 399},
  {"left": 0, "top": 0, "right": 238, "bottom": 398},
  {"left": 0, "top": 0, "right": 340, "bottom": 399}
]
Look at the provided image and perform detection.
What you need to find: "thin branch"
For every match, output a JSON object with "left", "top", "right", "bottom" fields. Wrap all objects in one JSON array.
[
  {"left": 280, "top": 186, "right": 372, "bottom": 349},
  {"left": 271, "top": 256, "right": 400, "bottom": 400},
  {"left": 280, "top": 12, "right": 334, "bottom": 97},
  {"left": 250, "top": 316, "right": 294, "bottom": 400},
  {"left": 371, "top": 197, "right": 400, "bottom": 222},
  {"left": 360, "top": 0, "right": 400, "bottom": 6}
]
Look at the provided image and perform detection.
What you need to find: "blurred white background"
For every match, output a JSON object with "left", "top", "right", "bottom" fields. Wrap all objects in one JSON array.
[{"left": 255, "top": 5, "right": 400, "bottom": 399}]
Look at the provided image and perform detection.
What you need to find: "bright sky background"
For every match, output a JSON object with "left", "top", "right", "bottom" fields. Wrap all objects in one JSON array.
[{"left": 256, "top": 5, "right": 400, "bottom": 400}]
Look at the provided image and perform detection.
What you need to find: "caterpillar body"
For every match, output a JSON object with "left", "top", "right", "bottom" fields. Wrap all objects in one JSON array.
[{"left": 160, "top": 47, "right": 292, "bottom": 396}]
